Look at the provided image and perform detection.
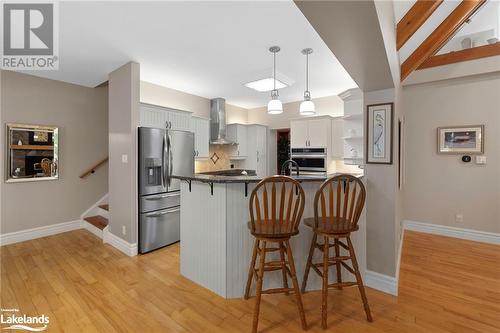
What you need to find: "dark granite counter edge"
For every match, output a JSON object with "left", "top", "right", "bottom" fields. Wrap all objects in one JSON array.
[{"left": 172, "top": 173, "right": 363, "bottom": 184}]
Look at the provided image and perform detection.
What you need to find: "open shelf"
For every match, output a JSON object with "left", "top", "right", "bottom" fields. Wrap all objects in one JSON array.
[
  {"left": 342, "top": 113, "right": 363, "bottom": 120},
  {"left": 10, "top": 145, "right": 54, "bottom": 151}
]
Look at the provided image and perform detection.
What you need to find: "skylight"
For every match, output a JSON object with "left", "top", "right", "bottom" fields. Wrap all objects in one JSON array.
[{"left": 244, "top": 78, "right": 287, "bottom": 92}]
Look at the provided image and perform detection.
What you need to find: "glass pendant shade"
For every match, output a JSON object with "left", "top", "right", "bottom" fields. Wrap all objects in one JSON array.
[
  {"left": 300, "top": 99, "right": 315, "bottom": 115},
  {"left": 267, "top": 95, "right": 283, "bottom": 114}
]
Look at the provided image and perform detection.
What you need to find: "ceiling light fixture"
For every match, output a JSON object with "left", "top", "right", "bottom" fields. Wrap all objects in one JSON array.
[
  {"left": 244, "top": 78, "right": 287, "bottom": 92},
  {"left": 300, "top": 48, "right": 315, "bottom": 116},
  {"left": 267, "top": 46, "right": 283, "bottom": 115}
]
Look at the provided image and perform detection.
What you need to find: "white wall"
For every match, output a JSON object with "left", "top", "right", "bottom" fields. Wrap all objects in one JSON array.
[
  {"left": 1, "top": 71, "right": 108, "bottom": 234},
  {"left": 247, "top": 95, "right": 343, "bottom": 129},
  {"left": 403, "top": 73, "right": 500, "bottom": 233}
]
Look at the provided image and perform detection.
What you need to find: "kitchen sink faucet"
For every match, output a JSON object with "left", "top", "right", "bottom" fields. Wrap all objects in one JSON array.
[{"left": 281, "top": 159, "right": 300, "bottom": 176}]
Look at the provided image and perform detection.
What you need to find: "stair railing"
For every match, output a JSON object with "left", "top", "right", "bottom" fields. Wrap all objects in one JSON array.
[{"left": 80, "top": 157, "right": 109, "bottom": 179}]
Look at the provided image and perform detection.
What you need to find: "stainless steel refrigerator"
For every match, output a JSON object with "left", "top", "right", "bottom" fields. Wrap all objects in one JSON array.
[{"left": 138, "top": 127, "right": 194, "bottom": 253}]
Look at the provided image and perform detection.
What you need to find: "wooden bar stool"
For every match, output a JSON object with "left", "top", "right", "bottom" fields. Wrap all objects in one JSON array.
[
  {"left": 244, "top": 176, "right": 307, "bottom": 333},
  {"left": 301, "top": 174, "right": 372, "bottom": 329}
]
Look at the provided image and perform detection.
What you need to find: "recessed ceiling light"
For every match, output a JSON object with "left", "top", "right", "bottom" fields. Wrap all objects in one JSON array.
[{"left": 244, "top": 78, "right": 287, "bottom": 92}]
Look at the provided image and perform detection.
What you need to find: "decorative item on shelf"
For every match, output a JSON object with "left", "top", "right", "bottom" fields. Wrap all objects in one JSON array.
[
  {"left": 17, "top": 139, "right": 22, "bottom": 145},
  {"left": 366, "top": 103, "right": 393, "bottom": 164},
  {"left": 267, "top": 46, "right": 283, "bottom": 114},
  {"left": 462, "top": 155, "right": 472, "bottom": 163},
  {"left": 348, "top": 128, "right": 356, "bottom": 137},
  {"left": 300, "top": 48, "right": 315, "bottom": 115},
  {"left": 210, "top": 152, "right": 220, "bottom": 164},
  {"left": 437, "top": 125, "right": 484, "bottom": 154},
  {"left": 350, "top": 148, "right": 358, "bottom": 159}
]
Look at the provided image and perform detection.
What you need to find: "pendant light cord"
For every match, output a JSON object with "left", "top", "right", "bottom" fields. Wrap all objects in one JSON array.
[
  {"left": 305, "top": 53, "right": 309, "bottom": 92},
  {"left": 273, "top": 50, "right": 276, "bottom": 91}
]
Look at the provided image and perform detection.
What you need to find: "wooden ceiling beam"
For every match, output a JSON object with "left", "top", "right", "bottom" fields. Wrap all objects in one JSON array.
[
  {"left": 401, "top": 0, "right": 486, "bottom": 81},
  {"left": 418, "top": 42, "right": 500, "bottom": 69},
  {"left": 397, "top": 0, "right": 444, "bottom": 51}
]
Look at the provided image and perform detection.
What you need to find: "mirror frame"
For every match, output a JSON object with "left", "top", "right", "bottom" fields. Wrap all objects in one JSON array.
[{"left": 5, "top": 123, "right": 59, "bottom": 183}]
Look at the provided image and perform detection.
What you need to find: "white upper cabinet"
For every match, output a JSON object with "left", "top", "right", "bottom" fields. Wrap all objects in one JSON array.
[
  {"left": 307, "top": 118, "right": 329, "bottom": 148},
  {"left": 191, "top": 117, "right": 210, "bottom": 159},
  {"left": 139, "top": 103, "right": 192, "bottom": 131},
  {"left": 226, "top": 124, "right": 247, "bottom": 159},
  {"left": 290, "top": 120, "right": 309, "bottom": 148},
  {"left": 331, "top": 117, "right": 344, "bottom": 159},
  {"left": 290, "top": 117, "right": 331, "bottom": 148},
  {"left": 168, "top": 110, "right": 192, "bottom": 131}
]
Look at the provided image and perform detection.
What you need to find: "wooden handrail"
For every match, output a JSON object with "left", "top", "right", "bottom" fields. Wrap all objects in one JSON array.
[{"left": 80, "top": 157, "right": 109, "bottom": 179}]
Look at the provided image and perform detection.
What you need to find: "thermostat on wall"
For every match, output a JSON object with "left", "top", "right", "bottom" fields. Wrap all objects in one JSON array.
[{"left": 475, "top": 155, "right": 487, "bottom": 165}]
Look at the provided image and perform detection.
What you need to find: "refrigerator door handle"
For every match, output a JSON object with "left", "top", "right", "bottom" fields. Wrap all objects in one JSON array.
[
  {"left": 161, "top": 134, "right": 166, "bottom": 188},
  {"left": 145, "top": 192, "right": 179, "bottom": 200},
  {"left": 167, "top": 133, "right": 173, "bottom": 187},
  {"left": 145, "top": 207, "right": 180, "bottom": 217}
]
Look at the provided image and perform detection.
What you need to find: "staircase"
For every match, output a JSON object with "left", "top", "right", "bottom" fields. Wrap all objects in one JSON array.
[{"left": 81, "top": 197, "right": 109, "bottom": 239}]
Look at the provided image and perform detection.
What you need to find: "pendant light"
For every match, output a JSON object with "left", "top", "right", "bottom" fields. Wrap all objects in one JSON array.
[
  {"left": 267, "top": 46, "right": 283, "bottom": 114},
  {"left": 300, "top": 48, "right": 315, "bottom": 115}
]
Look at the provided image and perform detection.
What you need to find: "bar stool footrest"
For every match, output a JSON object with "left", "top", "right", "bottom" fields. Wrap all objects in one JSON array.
[
  {"left": 328, "top": 281, "right": 357, "bottom": 289},
  {"left": 261, "top": 287, "right": 295, "bottom": 295}
]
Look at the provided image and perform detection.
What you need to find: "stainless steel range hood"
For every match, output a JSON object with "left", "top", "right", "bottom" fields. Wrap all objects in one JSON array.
[{"left": 210, "top": 98, "right": 236, "bottom": 145}]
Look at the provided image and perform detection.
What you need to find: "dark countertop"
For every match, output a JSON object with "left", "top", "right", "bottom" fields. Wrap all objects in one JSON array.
[{"left": 173, "top": 171, "right": 363, "bottom": 184}]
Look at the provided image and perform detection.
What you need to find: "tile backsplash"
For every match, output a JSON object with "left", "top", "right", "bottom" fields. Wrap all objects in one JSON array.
[{"left": 195, "top": 145, "right": 242, "bottom": 173}]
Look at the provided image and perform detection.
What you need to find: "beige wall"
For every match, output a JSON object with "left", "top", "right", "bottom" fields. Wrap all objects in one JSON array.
[
  {"left": 1, "top": 71, "right": 108, "bottom": 234},
  {"left": 403, "top": 73, "right": 500, "bottom": 233},
  {"left": 109, "top": 62, "right": 140, "bottom": 243},
  {"left": 140, "top": 81, "right": 248, "bottom": 124},
  {"left": 364, "top": 88, "right": 399, "bottom": 277},
  {"left": 140, "top": 81, "right": 210, "bottom": 118},
  {"left": 247, "top": 95, "right": 343, "bottom": 129}
]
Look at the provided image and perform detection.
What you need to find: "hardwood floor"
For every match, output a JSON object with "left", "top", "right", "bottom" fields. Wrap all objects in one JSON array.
[{"left": 1, "top": 229, "right": 499, "bottom": 332}]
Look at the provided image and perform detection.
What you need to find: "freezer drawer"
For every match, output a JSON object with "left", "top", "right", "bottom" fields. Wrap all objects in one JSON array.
[
  {"left": 139, "top": 206, "right": 180, "bottom": 253},
  {"left": 140, "top": 191, "right": 180, "bottom": 213}
]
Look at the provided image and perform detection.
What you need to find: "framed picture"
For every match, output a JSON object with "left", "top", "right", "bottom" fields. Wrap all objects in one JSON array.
[
  {"left": 437, "top": 125, "right": 484, "bottom": 154},
  {"left": 366, "top": 103, "right": 393, "bottom": 164}
]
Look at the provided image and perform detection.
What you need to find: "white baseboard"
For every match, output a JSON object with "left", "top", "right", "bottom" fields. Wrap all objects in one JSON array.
[
  {"left": 0, "top": 220, "right": 82, "bottom": 246},
  {"left": 365, "top": 270, "right": 398, "bottom": 296},
  {"left": 403, "top": 220, "right": 500, "bottom": 245},
  {"left": 103, "top": 231, "right": 137, "bottom": 257}
]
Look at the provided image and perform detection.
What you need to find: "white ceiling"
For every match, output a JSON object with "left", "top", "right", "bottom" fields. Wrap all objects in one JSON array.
[{"left": 20, "top": 1, "right": 357, "bottom": 109}]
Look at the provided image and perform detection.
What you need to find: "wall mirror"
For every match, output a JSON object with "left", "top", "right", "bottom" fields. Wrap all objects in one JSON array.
[{"left": 6, "top": 123, "right": 59, "bottom": 182}]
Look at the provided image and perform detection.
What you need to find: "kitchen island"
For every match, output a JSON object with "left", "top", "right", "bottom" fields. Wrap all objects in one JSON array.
[{"left": 175, "top": 171, "right": 366, "bottom": 299}]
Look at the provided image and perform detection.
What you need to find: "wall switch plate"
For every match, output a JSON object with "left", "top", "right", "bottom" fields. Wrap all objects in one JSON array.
[
  {"left": 455, "top": 214, "right": 464, "bottom": 223},
  {"left": 475, "top": 155, "right": 486, "bottom": 164},
  {"left": 121, "top": 154, "right": 128, "bottom": 163}
]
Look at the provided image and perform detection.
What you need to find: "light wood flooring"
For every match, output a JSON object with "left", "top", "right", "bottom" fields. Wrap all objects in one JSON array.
[{"left": 1, "top": 229, "right": 499, "bottom": 332}]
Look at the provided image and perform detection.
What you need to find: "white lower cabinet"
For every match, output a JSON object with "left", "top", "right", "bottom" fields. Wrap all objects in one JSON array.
[{"left": 191, "top": 117, "right": 209, "bottom": 159}]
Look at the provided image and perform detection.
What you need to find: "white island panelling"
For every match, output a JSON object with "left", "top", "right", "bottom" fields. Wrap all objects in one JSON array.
[{"left": 180, "top": 179, "right": 366, "bottom": 299}]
